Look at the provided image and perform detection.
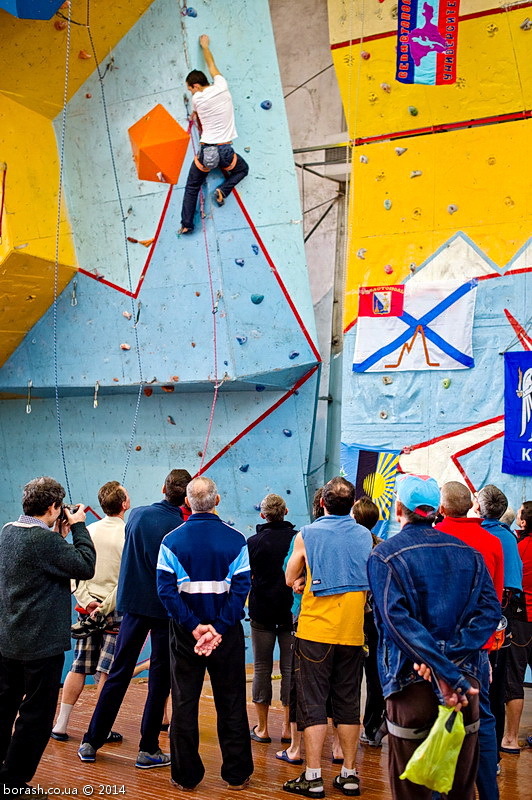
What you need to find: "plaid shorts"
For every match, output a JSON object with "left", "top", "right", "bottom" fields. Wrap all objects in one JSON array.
[{"left": 71, "top": 611, "right": 122, "bottom": 676}]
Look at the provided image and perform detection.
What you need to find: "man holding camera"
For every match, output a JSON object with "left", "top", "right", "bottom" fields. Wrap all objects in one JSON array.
[{"left": 0, "top": 477, "right": 95, "bottom": 796}]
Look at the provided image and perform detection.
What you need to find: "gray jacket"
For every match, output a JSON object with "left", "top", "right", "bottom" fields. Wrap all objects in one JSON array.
[{"left": 0, "top": 521, "right": 96, "bottom": 660}]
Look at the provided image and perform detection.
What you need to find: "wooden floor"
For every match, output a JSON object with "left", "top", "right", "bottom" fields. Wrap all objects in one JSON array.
[{"left": 36, "top": 680, "right": 532, "bottom": 799}]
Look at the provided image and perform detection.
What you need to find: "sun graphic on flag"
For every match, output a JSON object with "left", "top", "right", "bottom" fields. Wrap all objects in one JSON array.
[{"left": 362, "top": 452, "right": 400, "bottom": 519}]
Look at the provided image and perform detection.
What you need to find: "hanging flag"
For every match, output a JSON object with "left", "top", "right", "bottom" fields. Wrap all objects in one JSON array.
[
  {"left": 353, "top": 279, "right": 477, "bottom": 373},
  {"left": 396, "top": 0, "right": 460, "bottom": 85},
  {"left": 340, "top": 443, "right": 401, "bottom": 537},
  {"left": 502, "top": 352, "right": 532, "bottom": 476}
]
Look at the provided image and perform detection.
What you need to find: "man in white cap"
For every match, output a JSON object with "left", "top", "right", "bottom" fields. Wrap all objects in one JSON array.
[{"left": 368, "top": 474, "right": 501, "bottom": 800}]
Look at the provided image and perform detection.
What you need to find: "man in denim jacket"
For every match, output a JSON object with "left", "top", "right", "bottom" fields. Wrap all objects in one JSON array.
[{"left": 368, "top": 474, "right": 501, "bottom": 800}]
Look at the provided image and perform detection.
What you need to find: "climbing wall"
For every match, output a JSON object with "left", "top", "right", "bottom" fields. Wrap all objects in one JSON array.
[
  {"left": 329, "top": 0, "right": 532, "bottom": 516},
  {"left": 0, "top": 0, "right": 320, "bottom": 555}
]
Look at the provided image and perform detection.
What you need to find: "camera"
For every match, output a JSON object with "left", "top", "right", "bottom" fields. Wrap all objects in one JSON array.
[{"left": 59, "top": 504, "right": 80, "bottom": 523}]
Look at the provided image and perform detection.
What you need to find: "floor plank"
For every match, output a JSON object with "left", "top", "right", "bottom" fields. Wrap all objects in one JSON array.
[{"left": 35, "top": 680, "right": 532, "bottom": 799}]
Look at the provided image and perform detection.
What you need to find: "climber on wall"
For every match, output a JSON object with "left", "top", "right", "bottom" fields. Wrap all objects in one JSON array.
[{"left": 179, "top": 34, "right": 249, "bottom": 234}]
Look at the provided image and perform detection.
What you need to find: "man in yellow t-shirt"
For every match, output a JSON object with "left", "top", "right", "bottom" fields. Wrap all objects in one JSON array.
[{"left": 283, "top": 477, "right": 372, "bottom": 798}]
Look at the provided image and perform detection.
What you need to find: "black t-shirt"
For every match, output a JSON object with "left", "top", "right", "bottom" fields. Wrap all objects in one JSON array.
[{"left": 247, "top": 520, "right": 296, "bottom": 628}]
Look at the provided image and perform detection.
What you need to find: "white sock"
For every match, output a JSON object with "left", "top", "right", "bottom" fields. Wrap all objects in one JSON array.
[
  {"left": 341, "top": 766, "right": 358, "bottom": 778},
  {"left": 52, "top": 703, "right": 74, "bottom": 734},
  {"left": 305, "top": 768, "right": 321, "bottom": 782}
]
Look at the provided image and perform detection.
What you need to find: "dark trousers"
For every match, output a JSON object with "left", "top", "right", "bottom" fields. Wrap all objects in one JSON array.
[
  {"left": 169, "top": 621, "right": 253, "bottom": 789},
  {"left": 476, "top": 650, "right": 499, "bottom": 800},
  {"left": 0, "top": 652, "right": 64, "bottom": 787},
  {"left": 362, "top": 611, "right": 386, "bottom": 739},
  {"left": 489, "top": 646, "right": 508, "bottom": 756},
  {"left": 180, "top": 143, "right": 249, "bottom": 229},
  {"left": 386, "top": 680, "right": 480, "bottom": 800},
  {"left": 83, "top": 612, "right": 170, "bottom": 753}
]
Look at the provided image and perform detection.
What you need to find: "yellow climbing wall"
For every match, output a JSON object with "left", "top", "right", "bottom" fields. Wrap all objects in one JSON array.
[
  {"left": 0, "top": 0, "right": 153, "bottom": 365},
  {"left": 327, "top": 0, "right": 532, "bottom": 328}
]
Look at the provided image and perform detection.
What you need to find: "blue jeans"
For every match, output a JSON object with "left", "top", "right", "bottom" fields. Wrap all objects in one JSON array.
[
  {"left": 180, "top": 143, "right": 249, "bottom": 230},
  {"left": 83, "top": 612, "right": 170, "bottom": 753},
  {"left": 476, "top": 649, "right": 499, "bottom": 800}
]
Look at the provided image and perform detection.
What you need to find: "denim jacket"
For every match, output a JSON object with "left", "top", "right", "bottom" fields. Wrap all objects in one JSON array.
[{"left": 367, "top": 524, "right": 501, "bottom": 699}]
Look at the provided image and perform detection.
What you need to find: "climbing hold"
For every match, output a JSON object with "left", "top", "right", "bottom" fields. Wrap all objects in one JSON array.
[
  {"left": 260, "top": 100, "right": 272, "bottom": 110},
  {"left": 486, "top": 23, "right": 498, "bottom": 36},
  {"left": 161, "top": 385, "right": 174, "bottom": 393},
  {"left": 283, "top": 429, "right": 293, "bottom": 437},
  {"left": 254, "top": 504, "right": 261, "bottom": 511},
  {"left": 223, "top": 360, "right": 229, "bottom": 366},
  {"left": 384, "top": 199, "right": 392, "bottom": 210},
  {"left": 413, "top": 208, "right": 422, "bottom": 218},
  {"left": 487, "top": 156, "right": 496, "bottom": 166},
  {"left": 226, "top": 519, "right": 235, "bottom": 527},
  {"left": 195, "top": 291, "right": 201, "bottom": 297},
  {"left": 54, "top": 19, "right": 68, "bottom": 30},
  {"left": 197, "top": 451, "right": 203, "bottom": 458},
  {"left": 376, "top": 172, "right": 385, "bottom": 181},
  {"left": 382, "top": 376, "right": 393, "bottom": 385},
  {"left": 122, "top": 311, "right": 132, "bottom": 320},
  {"left": 359, "top": 154, "right": 369, "bottom": 164},
  {"left": 251, "top": 244, "right": 259, "bottom": 254},
  {"left": 384, "top": 264, "right": 393, "bottom": 275},
  {"left": 167, "top": 416, "right": 176, "bottom": 425},
  {"left": 289, "top": 351, "right": 300, "bottom": 360},
  {"left": 410, "top": 170, "right": 422, "bottom": 178},
  {"left": 251, "top": 294, "right": 264, "bottom": 305},
  {"left": 191, "top": 341, "right": 196, "bottom": 348},
  {"left": 244, "top": 146, "right": 251, "bottom": 152},
  {"left": 239, "top": 464, "right": 250, "bottom": 473},
  {"left": 447, "top": 204, "right": 458, "bottom": 214},
  {"left": 78, "top": 50, "right": 92, "bottom": 60},
  {"left": 286, "top": 489, "right": 291, "bottom": 495},
  {"left": 379, "top": 411, "right": 388, "bottom": 419},
  {"left": 520, "top": 18, "right": 532, "bottom": 30},
  {"left": 170, "top": 375, "right": 179, "bottom": 382},
  {"left": 135, "top": 445, "right": 142, "bottom": 451},
  {"left": 395, "top": 147, "right": 407, "bottom": 156},
  {"left": 357, "top": 248, "right": 367, "bottom": 260},
  {"left": 236, "top": 335, "right": 248, "bottom": 345},
  {"left": 381, "top": 82, "right": 391, "bottom": 93},
  {"left": 112, "top": 377, "right": 119, "bottom": 382},
  {"left": 504, "top": 196, "right": 515, "bottom": 207},
  {"left": 409, "top": 263, "right": 417, "bottom": 273},
  {"left": 408, "top": 106, "right": 418, "bottom": 116},
  {"left": 186, "top": 6, "right": 197, "bottom": 16},
  {"left": 442, "top": 378, "right": 451, "bottom": 389},
  {"left": 85, "top": 93, "right": 92, "bottom": 99},
  {"left": 235, "top": 258, "right": 245, "bottom": 267},
  {"left": 255, "top": 385, "right": 266, "bottom": 392},
  {"left": 143, "top": 387, "right": 153, "bottom": 397},
  {"left": 368, "top": 92, "right": 378, "bottom": 104},
  {"left": 120, "top": 343, "right": 131, "bottom": 350},
  {"left": 361, "top": 50, "right": 371, "bottom": 60}
]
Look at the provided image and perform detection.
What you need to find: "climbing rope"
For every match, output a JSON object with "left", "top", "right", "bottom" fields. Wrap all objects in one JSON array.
[
  {"left": 52, "top": 3, "right": 73, "bottom": 500},
  {"left": 179, "top": 11, "right": 224, "bottom": 473},
  {"left": 84, "top": 0, "right": 145, "bottom": 483}
]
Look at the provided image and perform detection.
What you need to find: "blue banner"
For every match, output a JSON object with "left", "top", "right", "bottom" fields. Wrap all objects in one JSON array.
[{"left": 502, "top": 352, "right": 532, "bottom": 476}]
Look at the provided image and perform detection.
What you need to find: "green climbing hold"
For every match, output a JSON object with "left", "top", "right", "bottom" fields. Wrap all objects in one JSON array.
[{"left": 251, "top": 294, "right": 264, "bottom": 305}]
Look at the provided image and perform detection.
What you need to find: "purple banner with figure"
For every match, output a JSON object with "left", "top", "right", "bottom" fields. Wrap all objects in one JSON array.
[{"left": 396, "top": 0, "right": 460, "bottom": 85}]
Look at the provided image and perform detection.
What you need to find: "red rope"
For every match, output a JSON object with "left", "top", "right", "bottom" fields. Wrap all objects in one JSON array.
[{"left": 0, "top": 165, "right": 6, "bottom": 238}]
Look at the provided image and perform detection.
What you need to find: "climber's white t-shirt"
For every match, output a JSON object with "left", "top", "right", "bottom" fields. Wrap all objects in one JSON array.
[{"left": 192, "top": 74, "right": 238, "bottom": 144}]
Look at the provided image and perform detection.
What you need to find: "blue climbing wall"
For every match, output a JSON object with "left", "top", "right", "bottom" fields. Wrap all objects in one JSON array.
[{"left": 0, "top": 0, "right": 320, "bottom": 671}]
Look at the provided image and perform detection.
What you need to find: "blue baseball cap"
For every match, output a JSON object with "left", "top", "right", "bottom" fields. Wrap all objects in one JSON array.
[{"left": 396, "top": 474, "right": 440, "bottom": 515}]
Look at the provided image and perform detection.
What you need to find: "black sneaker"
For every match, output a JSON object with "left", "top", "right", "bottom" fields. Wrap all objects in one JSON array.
[
  {"left": 333, "top": 774, "right": 360, "bottom": 796},
  {"left": 283, "top": 771, "right": 325, "bottom": 798}
]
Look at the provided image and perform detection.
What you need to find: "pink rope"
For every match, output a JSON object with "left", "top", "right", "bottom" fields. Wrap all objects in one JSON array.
[{"left": 187, "top": 119, "right": 221, "bottom": 473}]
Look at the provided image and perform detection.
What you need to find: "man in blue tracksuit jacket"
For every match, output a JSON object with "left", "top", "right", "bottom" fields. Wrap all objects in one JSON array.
[{"left": 157, "top": 476, "right": 254, "bottom": 791}]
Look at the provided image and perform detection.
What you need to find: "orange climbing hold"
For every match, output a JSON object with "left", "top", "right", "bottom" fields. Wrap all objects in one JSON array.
[{"left": 128, "top": 104, "right": 190, "bottom": 185}]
